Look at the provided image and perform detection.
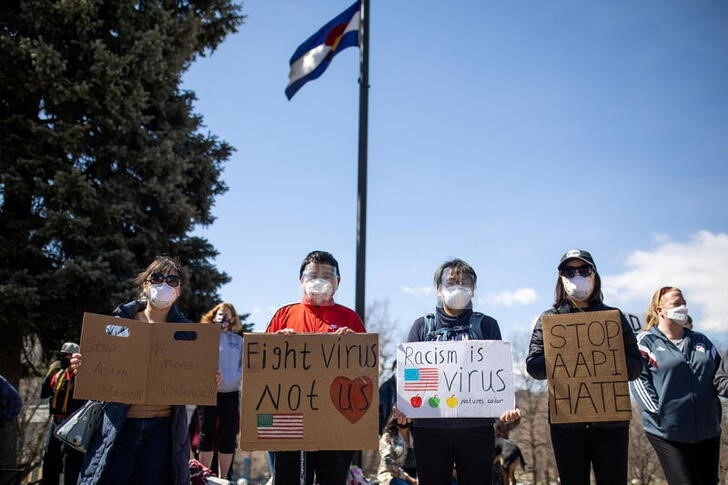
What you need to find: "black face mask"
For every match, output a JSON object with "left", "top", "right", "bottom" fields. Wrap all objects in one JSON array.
[
  {"left": 60, "top": 357, "right": 71, "bottom": 368},
  {"left": 396, "top": 421, "right": 412, "bottom": 429}
]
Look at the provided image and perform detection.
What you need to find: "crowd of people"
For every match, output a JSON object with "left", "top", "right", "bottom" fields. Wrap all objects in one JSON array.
[{"left": 1, "top": 248, "right": 727, "bottom": 485}]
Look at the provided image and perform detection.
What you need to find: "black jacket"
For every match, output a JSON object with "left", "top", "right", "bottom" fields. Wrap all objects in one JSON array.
[
  {"left": 716, "top": 349, "right": 728, "bottom": 398},
  {"left": 526, "top": 301, "right": 642, "bottom": 428}
]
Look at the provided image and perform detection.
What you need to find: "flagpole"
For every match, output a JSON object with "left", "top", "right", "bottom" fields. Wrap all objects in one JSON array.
[{"left": 355, "top": 0, "right": 369, "bottom": 323}]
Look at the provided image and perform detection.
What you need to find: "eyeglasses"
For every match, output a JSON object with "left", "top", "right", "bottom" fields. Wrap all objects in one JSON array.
[
  {"left": 559, "top": 266, "right": 594, "bottom": 278},
  {"left": 147, "top": 272, "right": 181, "bottom": 287},
  {"left": 443, "top": 278, "right": 474, "bottom": 288}
]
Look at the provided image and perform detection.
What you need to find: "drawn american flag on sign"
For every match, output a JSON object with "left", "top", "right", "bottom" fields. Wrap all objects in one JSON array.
[
  {"left": 256, "top": 413, "right": 304, "bottom": 439},
  {"left": 403, "top": 368, "right": 439, "bottom": 391}
]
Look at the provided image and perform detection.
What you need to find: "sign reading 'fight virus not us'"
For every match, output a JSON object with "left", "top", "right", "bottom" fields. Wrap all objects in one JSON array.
[
  {"left": 240, "top": 333, "right": 379, "bottom": 451},
  {"left": 395, "top": 340, "right": 515, "bottom": 418}
]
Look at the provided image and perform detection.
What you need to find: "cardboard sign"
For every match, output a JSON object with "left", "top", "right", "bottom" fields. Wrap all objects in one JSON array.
[
  {"left": 542, "top": 310, "right": 632, "bottom": 424},
  {"left": 240, "top": 333, "right": 379, "bottom": 451},
  {"left": 74, "top": 313, "right": 219, "bottom": 405},
  {"left": 396, "top": 340, "right": 515, "bottom": 418}
]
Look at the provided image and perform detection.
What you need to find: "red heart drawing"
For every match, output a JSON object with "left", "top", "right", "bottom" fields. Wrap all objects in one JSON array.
[{"left": 329, "top": 375, "right": 374, "bottom": 424}]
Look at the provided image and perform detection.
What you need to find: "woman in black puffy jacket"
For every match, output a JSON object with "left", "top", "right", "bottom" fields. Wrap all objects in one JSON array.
[{"left": 526, "top": 249, "right": 641, "bottom": 485}]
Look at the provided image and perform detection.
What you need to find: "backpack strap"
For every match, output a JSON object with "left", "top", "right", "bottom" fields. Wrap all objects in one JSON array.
[
  {"left": 468, "top": 312, "right": 486, "bottom": 340},
  {"left": 422, "top": 313, "right": 437, "bottom": 341},
  {"left": 424, "top": 313, "right": 479, "bottom": 341}
]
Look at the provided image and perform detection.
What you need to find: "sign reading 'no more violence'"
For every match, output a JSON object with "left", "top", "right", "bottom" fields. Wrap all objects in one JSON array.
[
  {"left": 396, "top": 340, "right": 515, "bottom": 418},
  {"left": 240, "top": 333, "right": 379, "bottom": 451},
  {"left": 542, "top": 310, "right": 632, "bottom": 424}
]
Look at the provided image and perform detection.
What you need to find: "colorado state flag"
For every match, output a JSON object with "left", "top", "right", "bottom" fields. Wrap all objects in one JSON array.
[{"left": 285, "top": 1, "right": 361, "bottom": 100}]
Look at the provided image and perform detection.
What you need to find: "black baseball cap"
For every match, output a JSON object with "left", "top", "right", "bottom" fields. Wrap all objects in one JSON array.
[{"left": 558, "top": 249, "right": 596, "bottom": 270}]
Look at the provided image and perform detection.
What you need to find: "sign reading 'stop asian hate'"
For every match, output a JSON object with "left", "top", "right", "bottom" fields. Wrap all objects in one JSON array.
[
  {"left": 74, "top": 313, "right": 219, "bottom": 405},
  {"left": 542, "top": 310, "right": 632, "bottom": 424}
]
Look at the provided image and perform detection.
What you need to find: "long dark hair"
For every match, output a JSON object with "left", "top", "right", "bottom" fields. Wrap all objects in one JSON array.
[{"left": 133, "top": 256, "right": 187, "bottom": 299}]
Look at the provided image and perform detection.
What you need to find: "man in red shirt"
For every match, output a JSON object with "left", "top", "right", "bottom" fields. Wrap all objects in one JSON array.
[{"left": 266, "top": 250, "right": 365, "bottom": 484}]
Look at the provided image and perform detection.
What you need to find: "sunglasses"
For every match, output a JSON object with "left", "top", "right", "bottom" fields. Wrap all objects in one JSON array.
[
  {"left": 559, "top": 266, "right": 594, "bottom": 278},
  {"left": 147, "top": 272, "right": 181, "bottom": 287}
]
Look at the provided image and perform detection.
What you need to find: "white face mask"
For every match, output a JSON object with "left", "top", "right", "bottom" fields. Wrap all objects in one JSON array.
[
  {"left": 665, "top": 305, "right": 689, "bottom": 325},
  {"left": 303, "top": 278, "right": 334, "bottom": 305},
  {"left": 440, "top": 286, "right": 473, "bottom": 310},
  {"left": 214, "top": 313, "right": 231, "bottom": 330},
  {"left": 149, "top": 283, "right": 177, "bottom": 309},
  {"left": 562, "top": 275, "right": 594, "bottom": 301}
]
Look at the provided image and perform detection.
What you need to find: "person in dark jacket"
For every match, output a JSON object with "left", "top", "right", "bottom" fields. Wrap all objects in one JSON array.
[
  {"left": 41, "top": 341, "right": 85, "bottom": 485},
  {"left": 70, "top": 256, "right": 202, "bottom": 485},
  {"left": 526, "top": 249, "right": 641, "bottom": 485},
  {"left": 403, "top": 259, "right": 521, "bottom": 485},
  {"left": 716, "top": 346, "right": 728, "bottom": 398},
  {"left": 379, "top": 362, "right": 397, "bottom": 434},
  {"left": 630, "top": 286, "right": 722, "bottom": 485},
  {"left": 0, "top": 374, "right": 22, "bottom": 425}
]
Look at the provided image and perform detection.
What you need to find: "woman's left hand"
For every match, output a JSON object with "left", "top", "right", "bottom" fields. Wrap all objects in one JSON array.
[
  {"left": 333, "top": 327, "right": 355, "bottom": 334},
  {"left": 499, "top": 408, "right": 522, "bottom": 422},
  {"left": 215, "top": 370, "right": 222, "bottom": 388}
]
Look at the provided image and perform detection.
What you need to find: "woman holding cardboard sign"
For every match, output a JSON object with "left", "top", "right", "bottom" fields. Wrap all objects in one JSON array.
[
  {"left": 70, "top": 256, "right": 198, "bottom": 485},
  {"left": 526, "top": 249, "right": 641, "bottom": 485},
  {"left": 630, "top": 286, "right": 722, "bottom": 485}
]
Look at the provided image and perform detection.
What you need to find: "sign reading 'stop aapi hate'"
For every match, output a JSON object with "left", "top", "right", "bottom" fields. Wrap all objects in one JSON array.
[
  {"left": 396, "top": 340, "right": 514, "bottom": 418},
  {"left": 542, "top": 310, "right": 632, "bottom": 424},
  {"left": 74, "top": 313, "right": 219, "bottom": 405},
  {"left": 240, "top": 333, "right": 379, "bottom": 452}
]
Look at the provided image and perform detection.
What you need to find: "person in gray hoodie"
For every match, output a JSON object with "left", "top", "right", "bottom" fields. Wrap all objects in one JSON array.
[{"left": 630, "top": 286, "right": 722, "bottom": 485}]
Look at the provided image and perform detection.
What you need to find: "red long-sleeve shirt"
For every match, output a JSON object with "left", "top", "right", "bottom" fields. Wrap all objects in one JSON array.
[{"left": 266, "top": 302, "right": 365, "bottom": 334}]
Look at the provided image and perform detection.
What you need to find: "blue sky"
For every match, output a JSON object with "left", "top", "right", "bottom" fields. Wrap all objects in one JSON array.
[{"left": 184, "top": 1, "right": 728, "bottom": 347}]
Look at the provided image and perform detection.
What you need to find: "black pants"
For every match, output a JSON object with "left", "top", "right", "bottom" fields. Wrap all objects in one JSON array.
[
  {"left": 198, "top": 391, "right": 240, "bottom": 454},
  {"left": 646, "top": 432, "right": 720, "bottom": 485},
  {"left": 411, "top": 426, "right": 494, "bottom": 485},
  {"left": 273, "top": 450, "right": 353, "bottom": 485},
  {"left": 550, "top": 424, "right": 628, "bottom": 485}
]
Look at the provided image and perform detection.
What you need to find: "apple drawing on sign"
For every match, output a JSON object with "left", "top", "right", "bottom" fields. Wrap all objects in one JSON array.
[
  {"left": 428, "top": 396, "right": 440, "bottom": 408},
  {"left": 446, "top": 395, "right": 458, "bottom": 408},
  {"left": 410, "top": 395, "right": 423, "bottom": 408}
]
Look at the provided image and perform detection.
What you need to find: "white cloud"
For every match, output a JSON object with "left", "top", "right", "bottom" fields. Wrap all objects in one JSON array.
[
  {"left": 602, "top": 230, "right": 728, "bottom": 332},
  {"left": 482, "top": 288, "right": 538, "bottom": 307},
  {"left": 402, "top": 285, "right": 435, "bottom": 297}
]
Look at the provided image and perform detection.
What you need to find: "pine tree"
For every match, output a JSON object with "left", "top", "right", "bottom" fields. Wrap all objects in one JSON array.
[{"left": 0, "top": 0, "right": 244, "bottom": 472}]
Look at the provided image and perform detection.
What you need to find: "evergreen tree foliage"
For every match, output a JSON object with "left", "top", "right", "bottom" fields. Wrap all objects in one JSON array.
[{"left": 0, "top": 0, "right": 246, "bottom": 387}]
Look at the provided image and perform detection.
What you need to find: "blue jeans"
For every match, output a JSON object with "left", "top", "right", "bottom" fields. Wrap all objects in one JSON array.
[{"left": 102, "top": 417, "right": 172, "bottom": 484}]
